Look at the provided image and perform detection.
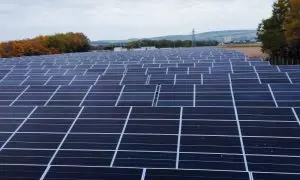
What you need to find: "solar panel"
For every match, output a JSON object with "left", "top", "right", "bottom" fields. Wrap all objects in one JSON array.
[{"left": 0, "top": 47, "right": 300, "bottom": 179}]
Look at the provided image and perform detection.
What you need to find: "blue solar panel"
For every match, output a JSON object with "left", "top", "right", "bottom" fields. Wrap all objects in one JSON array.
[{"left": 0, "top": 47, "right": 300, "bottom": 179}]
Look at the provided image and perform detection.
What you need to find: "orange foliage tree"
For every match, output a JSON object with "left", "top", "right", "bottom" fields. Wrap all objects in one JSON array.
[{"left": 0, "top": 32, "right": 90, "bottom": 58}]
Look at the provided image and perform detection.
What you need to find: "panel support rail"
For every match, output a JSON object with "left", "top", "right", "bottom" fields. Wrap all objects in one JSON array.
[
  {"left": 153, "top": 85, "right": 161, "bottom": 107},
  {"left": 110, "top": 106, "right": 133, "bottom": 167},
  {"left": 176, "top": 107, "right": 183, "bottom": 169},
  {"left": 268, "top": 84, "right": 278, "bottom": 107},
  {"left": 229, "top": 82, "right": 249, "bottom": 172}
]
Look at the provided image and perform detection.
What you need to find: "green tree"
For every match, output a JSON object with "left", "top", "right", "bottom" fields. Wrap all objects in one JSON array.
[{"left": 257, "top": 0, "right": 289, "bottom": 58}]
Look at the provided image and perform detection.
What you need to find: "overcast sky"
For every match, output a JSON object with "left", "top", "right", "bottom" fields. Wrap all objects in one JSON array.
[{"left": 0, "top": 0, "right": 275, "bottom": 41}]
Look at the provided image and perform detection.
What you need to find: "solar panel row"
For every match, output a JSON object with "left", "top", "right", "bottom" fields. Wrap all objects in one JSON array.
[
  {"left": 0, "top": 48, "right": 300, "bottom": 179},
  {"left": 0, "top": 84, "right": 299, "bottom": 107},
  {"left": 5, "top": 165, "right": 300, "bottom": 180}
]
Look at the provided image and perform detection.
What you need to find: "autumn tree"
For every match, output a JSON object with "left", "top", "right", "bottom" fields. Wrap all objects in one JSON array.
[
  {"left": 0, "top": 32, "right": 91, "bottom": 58},
  {"left": 285, "top": 0, "right": 300, "bottom": 46}
]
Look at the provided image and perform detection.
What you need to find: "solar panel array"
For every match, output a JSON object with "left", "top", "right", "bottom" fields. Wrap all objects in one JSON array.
[{"left": 0, "top": 48, "right": 300, "bottom": 179}]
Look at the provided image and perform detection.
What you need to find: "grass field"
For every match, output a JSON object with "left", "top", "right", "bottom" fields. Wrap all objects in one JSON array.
[{"left": 218, "top": 44, "right": 268, "bottom": 58}]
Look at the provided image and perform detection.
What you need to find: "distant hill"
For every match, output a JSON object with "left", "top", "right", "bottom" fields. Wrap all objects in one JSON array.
[{"left": 92, "top": 30, "right": 257, "bottom": 46}]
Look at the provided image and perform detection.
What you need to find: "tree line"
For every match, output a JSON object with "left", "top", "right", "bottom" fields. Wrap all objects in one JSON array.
[
  {"left": 257, "top": 0, "right": 300, "bottom": 65},
  {"left": 0, "top": 34, "right": 219, "bottom": 58},
  {"left": 0, "top": 32, "right": 90, "bottom": 58},
  {"left": 126, "top": 39, "right": 219, "bottom": 49},
  {"left": 92, "top": 39, "right": 219, "bottom": 51}
]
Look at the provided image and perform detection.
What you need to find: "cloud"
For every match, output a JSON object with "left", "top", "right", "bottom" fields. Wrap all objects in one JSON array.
[{"left": 0, "top": 0, "right": 275, "bottom": 41}]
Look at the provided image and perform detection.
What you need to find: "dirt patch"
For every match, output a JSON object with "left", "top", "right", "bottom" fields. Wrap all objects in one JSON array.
[{"left": 220, "top": 46, "right": 268, "bottom": 58}]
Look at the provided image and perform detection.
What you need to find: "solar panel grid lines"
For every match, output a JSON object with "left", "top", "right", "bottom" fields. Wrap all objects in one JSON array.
[
  {"left": 268, "top": 84, "right": 279, "bottom": 107},
  {"left": 115, "top": 85, "right": 125, "bottom": 106},
  {"left": 73, "top": 64, "right": 79, "bottom": 70},
  {"left": 154, "top": 85, "right": 161, "bottom": 107},
  {"left": 176, "top": 107, "right": 183, "bottom": 169},
  {"left": 253, "top": 67, "right": 262, "bottom": 84},
  {"left": 138, "top": 168, "right": 146, "bottom": 180},
  {"left": 229, "top": 83, "right": 249, "bottom": 172},
  {"left": 39, "top": 106, "right": 85, "bottom": 180},
  {"left": 79, "top": 85, "right": 93, "bottom": 107},
  {"left": 103, "top": 64, "right": 110, "bottom": 75},
  {"left": 27, "top": 165, "right": 260, "bottom": 180},
  {"left": 1, "top": 48, "right": 300, "bottom": 179},
  {"left": 94, "top": 75, "right": 101, "bottom": 86},
  {"left": 0, "top": 106, "right": 38, "bottom": 151},
  {"left": 286, "top": 72, "right": 293, "bottom": 84},
  {"left": 26, "top": 164, "right": 251, "bottom": 173},
  {"left": 119, "top": 74, "right": 126, "bottom": 85},
  {"left": 19, "top": 76, "right": 30, "bottom": 86},
  {"left": 43, "top": 76, "right": 53, "bottom": 86},
  {"left": 146, "top": 75, "right": 151, "bottom": 85},
  {"left": 248, "top": 171, "right": 254, "bottom": 180},
  {"left": 292, "top": 108, "right": 300, "bottom": 126},
  {"left": 110, "top": 106, "right": 133, "bottom": 167},
  {"left": 44, "top": 85, "right": 61, "bottom": 106},
  {"left": 144, "top": 68, "right": 149, "bottom": 75},
  {"left": 83, "top": 69, "right": 88, "bottom": 76},
  {"left": 24, "top": 69, "right": 31, "bottom": 76},
  {"left": 40, "top": 165, "right": 51, "bottom": 180},
  {"left": 228, "top": 73, "right": 232, "bottom": 84},
  {"left": 277, "top": 65, "right": 281, "bottom": 72},
  {"left": 150, "top": 85, "right": 159, "bottom": 106},
  {"left": 0, "top": 70, "right": 11, "bottom": 83},
  {"left": 68, "top": 75, "right": 77, "bottom": 86},
  {"left": 193, "top": 84, "right": 196, "bottom": 107},
  {"left": 63, "top": 69, "right": 69, "bottom": 76},
  {"left": 230, "top": 60, "right": 234, "bottom": 74},
  {"left": 174, "top": 74, "right": 177, "bottom": 85},
  {"left": 9, "top": 85, "right": 30, "bottom": 106}
]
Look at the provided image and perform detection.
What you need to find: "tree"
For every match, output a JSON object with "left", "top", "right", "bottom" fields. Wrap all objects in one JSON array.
[
  {"left": 255, "top": 0, "right": 300, "bottom": 64},
  {"left": 0, "top": 32, "right": 91, "bottom": 58},
  {"left": 257, "top": 0, "right": 289, "bottom": 58},
  {"left": 124, "top": 39, "right": 218, "bottom": 49},
  {"left": 285, "top": 0, "right": 300, "bottom": 45}
]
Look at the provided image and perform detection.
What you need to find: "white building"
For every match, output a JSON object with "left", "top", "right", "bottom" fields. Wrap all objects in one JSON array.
[
  {"left": 224, "top": 36, "right": 232, "bottom": 43},
  {"left": 131, "top": 46, "right": 157, "bottom": 51},
  {"left": 114, "top": 47, "right": 127, "bottom": 52},
  {"left": 141, "top": 46, "right": 156, "bottom": 51}
]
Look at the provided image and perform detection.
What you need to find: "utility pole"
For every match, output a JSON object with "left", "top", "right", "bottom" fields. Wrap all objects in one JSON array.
[{"left": 192, "top": 29, "right": 196, "bottom": 47}]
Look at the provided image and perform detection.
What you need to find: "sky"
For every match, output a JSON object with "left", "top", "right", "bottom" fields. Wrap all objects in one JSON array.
[{"left": 0, "top": 0, "right": 275, "bottom": 41}]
